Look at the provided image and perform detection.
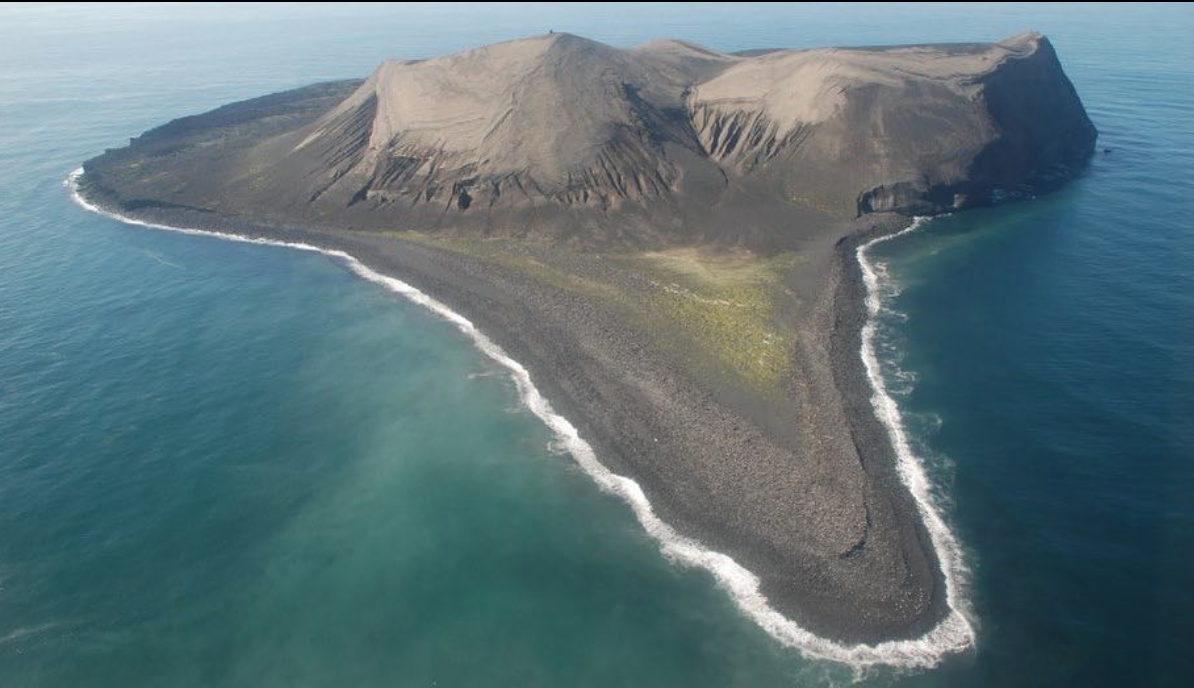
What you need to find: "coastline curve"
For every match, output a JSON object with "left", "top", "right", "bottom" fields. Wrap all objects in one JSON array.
[{"left": 66, "top": 167, "right": 974, "bottom": 669}]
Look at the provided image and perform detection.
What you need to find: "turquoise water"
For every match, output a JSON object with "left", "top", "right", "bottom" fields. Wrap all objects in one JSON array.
[{"left": 1, "top": 3, "right": 1191, "bottom": 686}]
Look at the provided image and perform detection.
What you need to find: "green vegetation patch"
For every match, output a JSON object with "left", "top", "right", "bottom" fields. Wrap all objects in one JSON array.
[
  {"left": 386, "top": 233, "right": 802, "bottom": 395},
  {"left": 620, "top": 248, "right": 802, "bottom": 394}
]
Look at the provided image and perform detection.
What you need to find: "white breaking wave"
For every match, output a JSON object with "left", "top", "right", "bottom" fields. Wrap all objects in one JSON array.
[
  {"left": 66, "top": 168, "right": 974, "bottom": 669},
  {"left": 855, "top": 217, "right": 977, "bottom": 661}
]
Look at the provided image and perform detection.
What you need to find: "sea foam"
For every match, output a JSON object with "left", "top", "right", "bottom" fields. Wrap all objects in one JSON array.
[{"left": 67, "top": 168, "right": 974, "bottom": 669}]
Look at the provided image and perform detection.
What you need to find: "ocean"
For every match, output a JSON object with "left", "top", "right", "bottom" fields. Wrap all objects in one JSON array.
[{"left": 1, "top": 3, "right": 1191, "bottom": 686}]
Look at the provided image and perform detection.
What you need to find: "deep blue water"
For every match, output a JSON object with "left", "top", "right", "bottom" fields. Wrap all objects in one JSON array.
[{"left": 1, "top": 3, "right": 1191, "bottom": 686}]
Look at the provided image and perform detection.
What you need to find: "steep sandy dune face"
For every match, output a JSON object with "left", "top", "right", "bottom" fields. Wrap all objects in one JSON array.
[{"left": 83, "top": 32, "right": 1095, "bottom": 248}]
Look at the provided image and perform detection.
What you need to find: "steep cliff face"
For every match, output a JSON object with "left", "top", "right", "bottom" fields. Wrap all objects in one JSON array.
[
  {"left": 852, "top": 34, "right": 1098, "bottom": 215},
  {"left": 83, "top": 32, "right": 1096, "bottom": 248},
  {"left": 691, "top": 33, "right": 1096, "bottom": 217}
]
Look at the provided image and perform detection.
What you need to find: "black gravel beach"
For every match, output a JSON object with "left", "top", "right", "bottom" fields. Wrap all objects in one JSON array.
[{"left": 71, "top": 180, "right": 945, "bottom": 643}]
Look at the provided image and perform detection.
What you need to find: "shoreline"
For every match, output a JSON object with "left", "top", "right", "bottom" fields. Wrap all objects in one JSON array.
[
  {"left": 67, "top": 168, "right": 973, "bottom": 668},
  {"left": 834, "top": 218, "right": 977, "bottom": 662}
]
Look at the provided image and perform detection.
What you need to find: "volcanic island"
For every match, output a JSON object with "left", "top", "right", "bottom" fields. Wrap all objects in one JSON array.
[{"left": 76, "top": 32, "right": 1096, "bottom": 650}]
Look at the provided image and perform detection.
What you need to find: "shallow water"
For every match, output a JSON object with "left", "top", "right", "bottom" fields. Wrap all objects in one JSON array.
[{"left": 1, "top": 3, "right": 1191, "bottom": 686}]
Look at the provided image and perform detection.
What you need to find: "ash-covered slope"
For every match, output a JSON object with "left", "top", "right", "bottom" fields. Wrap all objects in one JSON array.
[
  {"left": 292, "top": 34, "right": 697, "bottom": 208},
  {"left": 693, "top": 32, "right": 1097, "bottom": 215},
  {"left": 84, "top": 32, "right": 1095, "bottom": 249}
]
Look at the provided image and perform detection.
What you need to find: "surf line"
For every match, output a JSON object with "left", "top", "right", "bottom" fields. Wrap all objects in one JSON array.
[
  {"left": 67, "top": 167, "right": 973, "bottom": 669},
  {"left": 855, "top": 217, "right": 978, "bottom": 661}
]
